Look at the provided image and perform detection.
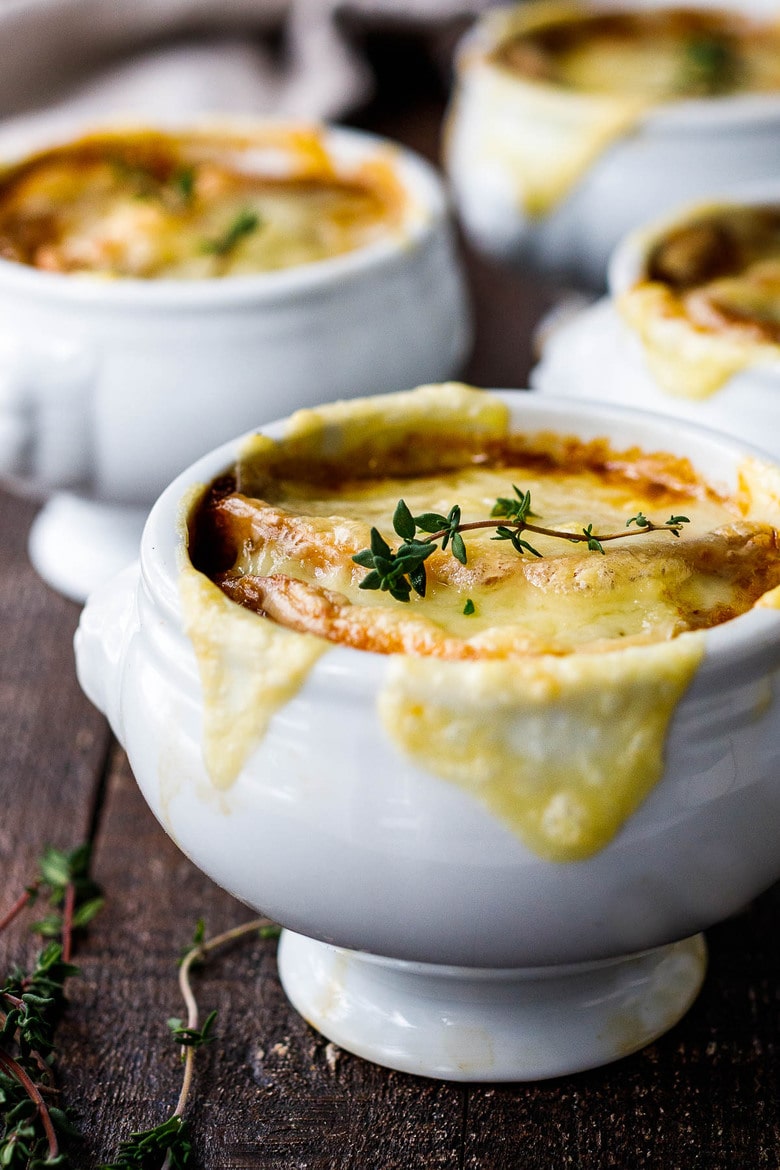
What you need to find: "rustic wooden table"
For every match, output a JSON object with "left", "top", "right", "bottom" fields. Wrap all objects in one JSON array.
[{"left": 1, "top": 64, "right": 779, "bottom": 1170}]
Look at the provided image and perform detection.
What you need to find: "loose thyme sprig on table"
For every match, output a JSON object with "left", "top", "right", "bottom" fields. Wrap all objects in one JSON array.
[
  {"left": 352, "top": 487, "right": 689, "bottom": 603},
  {"left": 2, "top": 849, "right": 279, "bottom": 1169},
  {"left": 0, "top": 845, "right": 103, "bottom": 1169},
  {"left": 101, "top": 917, "right": 280, "bottom": 1170}
]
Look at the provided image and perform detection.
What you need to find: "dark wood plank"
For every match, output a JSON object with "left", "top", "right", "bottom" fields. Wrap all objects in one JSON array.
[{"left": 0, "top": 485, "right": 111, "bottom": 970}]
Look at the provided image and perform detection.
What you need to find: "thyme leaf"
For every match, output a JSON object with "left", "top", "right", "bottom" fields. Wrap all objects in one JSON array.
[
  {"left": 167, "top": 1010, "right": 217, "bottom": 1051},
  {"left": 172, "top": 166, "right": 196, "bottom": 205},
  {"left": 100, "top": 1115, "right": 191, "bottom": 1170}
]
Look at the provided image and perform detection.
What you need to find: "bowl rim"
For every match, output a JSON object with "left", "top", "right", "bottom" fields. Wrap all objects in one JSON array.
[
  {"left": 0, "top": 117, "right": 448, "bottom": 309},
  {"left": 140, "top": 388, "right": 780, "bottom": 694}
]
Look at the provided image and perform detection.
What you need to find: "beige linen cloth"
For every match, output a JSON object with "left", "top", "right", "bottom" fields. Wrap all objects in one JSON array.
[{"left": 0, "top": 0, "right": 490, "bottom": 148}]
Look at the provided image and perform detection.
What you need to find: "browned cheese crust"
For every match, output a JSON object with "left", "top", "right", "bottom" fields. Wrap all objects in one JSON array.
[{"left": 190, "top": 433, "right": 780, "bottom": 660}]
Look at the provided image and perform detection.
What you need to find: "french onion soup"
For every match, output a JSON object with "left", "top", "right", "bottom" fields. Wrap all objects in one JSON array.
[
  {"left": 0, "top": 127, "right": 405, "bottom": 279},
  {"left": 191, "top": 391, "right": 779, "bottom": 658},
  {"left": 620, "top": 203, "right": 780, "bottom": 397},
  {"left": 179, "top": 386, "right": 780, "bottom": 859}
]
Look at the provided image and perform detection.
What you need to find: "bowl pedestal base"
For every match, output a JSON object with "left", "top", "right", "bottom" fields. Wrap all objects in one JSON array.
[
  {"left": 277, "top": 930, "right": 707, "bottom": 1081},
  {"left": 29, "top": 491, "right": 147, "bottom": 603}
]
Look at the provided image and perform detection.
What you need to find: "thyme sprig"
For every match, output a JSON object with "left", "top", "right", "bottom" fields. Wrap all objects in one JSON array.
[
  {"left": 0, "top": 845, "right": 102, "bottom": 1168},
  {"left": 102, "top": 917, "right": 280, "bottom": 1170},
  {"left": 352, "top": 487, "right": 689, "bottom": 603}
]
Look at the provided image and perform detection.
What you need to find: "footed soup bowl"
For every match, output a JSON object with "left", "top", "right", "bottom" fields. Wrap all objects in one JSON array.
[
  {"left": 0, "top": 120, "right": 469, "bottom": 600},
  {"left": 76, "top": 385, "right": 780, "bottom": 1081}
]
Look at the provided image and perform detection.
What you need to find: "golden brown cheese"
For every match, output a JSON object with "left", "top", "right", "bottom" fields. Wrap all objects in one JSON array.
[
  {"left": 0, "top": 127, "right": 405, "bottom": 279},
  {"left": 180, "top": 385, "right": 780, "bottom": 859},
  {"left": 620, "top": 204, "right": 780, "bottom": 397},
  {"left": 193, "top": 426, "right": 777, "bottom": 658},
  {"left": 463, "top": 3, "right": 780, "bottom": 217}
]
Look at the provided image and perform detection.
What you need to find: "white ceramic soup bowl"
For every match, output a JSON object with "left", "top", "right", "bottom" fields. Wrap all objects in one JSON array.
[
  {"left": 445, "top": 0, "right": 780, "bottom": 286},
  {"left": 75, "top": 388, "right": 780, "bottom": 1082},
  {"left": 0, "top": 118, "right": 470, "bottom": 601},
  {"left": 532, "top": 183, "right": 780, "bottom": 454}
]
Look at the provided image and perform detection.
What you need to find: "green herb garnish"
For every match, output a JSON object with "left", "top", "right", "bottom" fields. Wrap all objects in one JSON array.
[
  {"left": 1, "top": 851, "right": 283, "bottom": 1168},
  {"left": 463, "top": 598, "right": 476, "bottom": 616},
  {"left": 201, "top": 208, "right": 261, "bottom": 257},
  {"left": 680, "top": 35, "right": 740, "bottom": 95},
  {"left": 171, "top": 165, "right": 196, "bottom": 206},
  {"left": 352, "top": 489, "right": 690, "bottom": 603}
]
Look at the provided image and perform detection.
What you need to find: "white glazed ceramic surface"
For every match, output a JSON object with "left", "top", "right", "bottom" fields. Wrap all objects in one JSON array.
[
  {"left": 445, "top": 0, "right": 780, "bottom": 286},
  {"left": 75, "top": 392, "right": 780, "bottom": 1080},
  {"left": 532, "top": 183, "right": 780, "bottom": 456},
  {"left": 0, "top": 118, "right": 470, "bottom": 599}
]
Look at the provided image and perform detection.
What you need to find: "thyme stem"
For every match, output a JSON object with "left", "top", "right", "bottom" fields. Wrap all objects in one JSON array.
[
  {"left": 0, "top": 1004, "right": 52, "bottom": 1077},
  {"left": 62, "top": 881, "right": 76, "bottom": 963},
  {"left": 0, "top": 1047, "right": 59, "bottom": 1159},
  {"left": 173, "top": 916, "right": 272, "bottom": 1115},
  {"left": 170, "top": 918, "right": 274, "bottom": 1132},
  {"left": 419, "top": 517, "right": 680, "bottom": 545},
  {"left": 0, "top": 884, "right": 39, "bottom": 935}
]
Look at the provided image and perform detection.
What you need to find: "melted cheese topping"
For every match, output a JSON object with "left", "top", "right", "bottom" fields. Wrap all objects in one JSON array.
[
  {"left": 0, "top": 127, "right": 405, "bottom": 279},
  {"left": 181, "top": 384, "right": 780, "bottom": 858},
  {"left": 456, "top": 3, "right": 780, "bottom": 217},
  {"left": 620, "top": 204, "right": 780, "bottom": 397},
  {"left": 207, "top": 465, "right": 775, "bottom": 657}
]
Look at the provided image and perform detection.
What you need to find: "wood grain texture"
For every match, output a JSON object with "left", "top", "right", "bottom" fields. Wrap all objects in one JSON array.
[
  {"left": 462, "top": 888, "right": 780, "bottom": 1170},
  {"left": 0, "top": 486, "right": 111, "bottom": 973}
]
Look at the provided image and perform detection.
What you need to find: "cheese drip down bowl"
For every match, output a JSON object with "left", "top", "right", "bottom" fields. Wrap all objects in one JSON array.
[
  {"left": 76, "top": 385, "right": 780, "bottom": 1081},
  {"left": 445, "top": 0, "right": 780, "bottom": 285},
  {"left": 0, "top": 119, "right": 470, "bottom": 601}
]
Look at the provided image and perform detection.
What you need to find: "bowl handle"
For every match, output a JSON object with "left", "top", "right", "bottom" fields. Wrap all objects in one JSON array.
[
  {"left": 0, "top": 335, "right": 95, "bottom": 492},
  {"left": 74, "top": 561, "right": 140, "bottom": 744}
]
